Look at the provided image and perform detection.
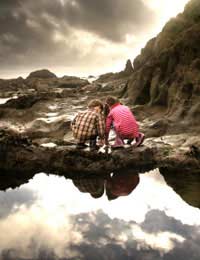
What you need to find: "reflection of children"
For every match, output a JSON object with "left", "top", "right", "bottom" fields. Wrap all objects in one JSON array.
[
  {"left": 106, "top": 172, "right": 140, "bottom": 200},
  {"left": 71, "top": 99, "right": 105, "bottom": 149},
  {"left": 72, "top": 178, "right": 104, "bottom": 198},
  {"left": 72, "top": 172, "right": 139, "bottom": 201},
  {"left": 105, "top": 96, "right": 144, "bottom": 147}
]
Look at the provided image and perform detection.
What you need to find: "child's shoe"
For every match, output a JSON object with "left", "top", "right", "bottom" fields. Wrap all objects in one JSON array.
[
  {"left": 135, "top": 133, "right": 145, "bottom": 147},
  {"left": 112, "top": 136, "right": 125, "bottom": 148},
  {"left": 76, "top": 143, "right": 88, "bottom": 149},
  {"left": 127, "top": 138, "right": 134, "bottom": 145},
  {"left": 89, "top": 139, "right": 99, "bottom": 151}
]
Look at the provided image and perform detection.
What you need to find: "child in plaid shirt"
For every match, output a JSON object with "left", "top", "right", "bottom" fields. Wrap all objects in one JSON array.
[{"left": 71, "top": 99, "right": 105, "bottom": 149}]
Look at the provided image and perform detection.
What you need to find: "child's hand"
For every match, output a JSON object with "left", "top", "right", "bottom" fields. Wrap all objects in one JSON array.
[
  {"left": 98, "top": 139, "right": 105, "bottom": 146},
  {"left": 104, "top": 139, "right": 109, "bottom": 146}
]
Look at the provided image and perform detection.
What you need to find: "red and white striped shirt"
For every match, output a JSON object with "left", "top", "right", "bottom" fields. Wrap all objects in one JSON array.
[{"left": 106, "top": 103, "right": 139, "bottom": 139}]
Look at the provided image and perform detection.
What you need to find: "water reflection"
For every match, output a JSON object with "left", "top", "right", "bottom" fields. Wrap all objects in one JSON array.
[
  {"left": 0, "top": 170, "right": 200, "bottom": 259},
  {"left": 161, "top": 168, "right": 200, "bottom": 209},
  {"left": 72, "top": 172, "right": 139, "bottom": 200}
]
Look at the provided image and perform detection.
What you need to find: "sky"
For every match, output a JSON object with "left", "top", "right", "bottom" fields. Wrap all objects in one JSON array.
[{"left": 0, "top": 0, "right": 190, "bottom": 79}]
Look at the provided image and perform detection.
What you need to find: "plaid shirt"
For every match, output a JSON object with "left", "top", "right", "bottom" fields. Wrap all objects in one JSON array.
[
  {"left": 71, "top": 109, "right": 105, "bottom": 142},
  {"left": 72, "top": 178, "right": 104, "bottom": 194}
]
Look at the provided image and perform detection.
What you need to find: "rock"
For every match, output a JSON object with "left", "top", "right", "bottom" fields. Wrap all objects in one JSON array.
[
  {"left": 96, "top": 72, "right": 115, "bottom": 83},
  {"left": 124, "top": 59, "right": 134, "bottom": 75},
  {"left": 127, "top": 0, "right": 200, "bottom": 130},
  {"left": 80, "top": 83, "right": 102, "bottom": 93},
  {"left": 146, "top": 119, "right": 171, "bottom": 137},
  {"left": 0, "top": 94, "right": 45, "bottom": 109},
  {"left": 0, "top": 129, "right": 199, "bottom": 180},
  {"left": 96, "top": 60, "right": 133, "bottom": 84},
  {"left": 0, "top": 109, "right": 4, "bottom": 118},
  {"left": 25, "top": 117, "right": 72, "bottom": 141},
  {"left": 0, "top": 77, "right": 26, "bottom": 92},
  {"left": 58, "top": 76, "right": 89, "bottom": 88},
  {"left": 27, "top": 69, "right": 57, "bottom": 79}
]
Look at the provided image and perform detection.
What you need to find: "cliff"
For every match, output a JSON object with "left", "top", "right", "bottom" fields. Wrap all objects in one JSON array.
[{"left": 127, "top": 0, "right": 200, "bottom": 128}]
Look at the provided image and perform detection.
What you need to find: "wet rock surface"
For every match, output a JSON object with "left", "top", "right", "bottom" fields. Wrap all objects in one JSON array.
[{"left": 0, "top": 122, "right": 199, "bottom": 192}]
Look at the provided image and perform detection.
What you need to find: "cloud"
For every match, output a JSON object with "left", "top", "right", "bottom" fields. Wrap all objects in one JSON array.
[
  {"left": 62, "top": 0, "right": 155, "bottom": 42},
  {"left": 0, "top": 188, "right": 37, "bottom": 219},
  {"left": 0, "top": 0, "right": 156, "bottom": 77}
]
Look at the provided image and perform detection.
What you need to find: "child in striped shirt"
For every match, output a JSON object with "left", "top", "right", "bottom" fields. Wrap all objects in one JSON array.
[{"left": 105, "top": 96, "right": 144, "bottom": 147}]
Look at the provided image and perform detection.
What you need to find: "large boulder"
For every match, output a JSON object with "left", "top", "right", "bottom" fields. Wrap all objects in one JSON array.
[
  {"left": 58, "top": 76, "right": 89, "bottom": 89},
  {"left": 27, "top": 69, "right": 57, "bottom": 79},
  {"left": 0, "top": 77, "right": 26, "bottom": 92},
  {"left": 0, "top": 94, "right": 45, "bottom": 109}
]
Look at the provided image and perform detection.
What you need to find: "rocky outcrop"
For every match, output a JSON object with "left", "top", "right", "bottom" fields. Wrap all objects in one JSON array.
[
  {"left": 96, "top": 59, "right": 133, "bottom": 83},
  {"left": 124, "top": 59, "right": 134, "bottom": 75},
  {"left": 0, "top": 77, "right": 26, "bottom": 93},
  {"left": 58, "top": 76, "right": 89, "bottom": 88},
  {"left": 0, "top": 94, "right": 46, "bottom": 109},
  {"left": 27, "top": 69, "right": 57, "bottom": 79},
  {"left": 0, "top": 73, "right": 90, "bottom": 101},
  {"left": 0, "top": 129, "right": 199, "bottom": 186},
  {"left": 127, "top": 0, "right": 200, "bottom": 128}
]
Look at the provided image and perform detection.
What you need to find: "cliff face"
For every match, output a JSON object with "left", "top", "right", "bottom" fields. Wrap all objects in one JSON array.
[{"left": 128, "top": 0, "right": 200, "bottom": 125}]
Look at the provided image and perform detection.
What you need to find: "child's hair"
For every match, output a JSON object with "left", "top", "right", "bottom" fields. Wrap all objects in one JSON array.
[
  {"left": 103, "top": 103, "right": 110, "bottom": 117},
  {"left": 88, "top": 99, "right": 103, "bottom": 110},
  {"left": 90, "top": 187, "right": 104, "bottom": 199},
  {"left": 105, "top": 96, "right": 119, "bottom": 107},
  {"left": 106, "top": 187, "right": 119, "bottom": 201}
]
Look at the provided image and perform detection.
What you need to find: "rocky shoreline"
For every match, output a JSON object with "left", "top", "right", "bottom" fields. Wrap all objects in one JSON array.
[{"left": 0, "top": 67, "right": 199, "bottom": 191}]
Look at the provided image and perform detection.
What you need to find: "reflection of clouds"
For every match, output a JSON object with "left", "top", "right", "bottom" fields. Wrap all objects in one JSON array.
[
  {"left": 0, "top": 204, "right": 83, "bottom": 259},
  {"left": 0, "top": 171, "right": 200, "bottom": 259},
  {"left": 141, "top": 209, "right": 195, "bottom": 238},
  {"left": 71, "top": 210, "right": 184, "bottom": 250},
  {"left": 0, "top": 188, "right": 37, "bottom": 219},
  {"left": 17, "top": 171, "right": 200, "bottom": 226},
  {"left": 96, "top": 170, "right": 200, "bottom": 226},
  {"left": 70, "top": 210, "right": 200, "bottom": 259},
  {"left": 0, "top": 207, "right": 190, "bottom": 259}
]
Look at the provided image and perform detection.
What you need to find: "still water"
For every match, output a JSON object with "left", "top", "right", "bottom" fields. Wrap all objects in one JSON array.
[{"left": 0, "top": 169, "right": 200, "bottom": 260}]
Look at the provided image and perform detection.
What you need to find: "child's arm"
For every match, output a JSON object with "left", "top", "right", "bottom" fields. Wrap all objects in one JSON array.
[
  {"left": 96, "top": 114, "right": 105, "bottom": 141},
  {"left": 71, "top": 114, "right": 77, "bottom": 129},
  {"left": 105, "top": 113, "right": 113, "bottom": 144}
]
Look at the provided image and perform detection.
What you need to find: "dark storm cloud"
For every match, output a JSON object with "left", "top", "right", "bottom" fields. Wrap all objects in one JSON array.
[
  {"left": 0, "top": 0, "right": 156, "bottom": 75},
  {"left": 63, "top": 0, "right": 155, "bottom": 42}
]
